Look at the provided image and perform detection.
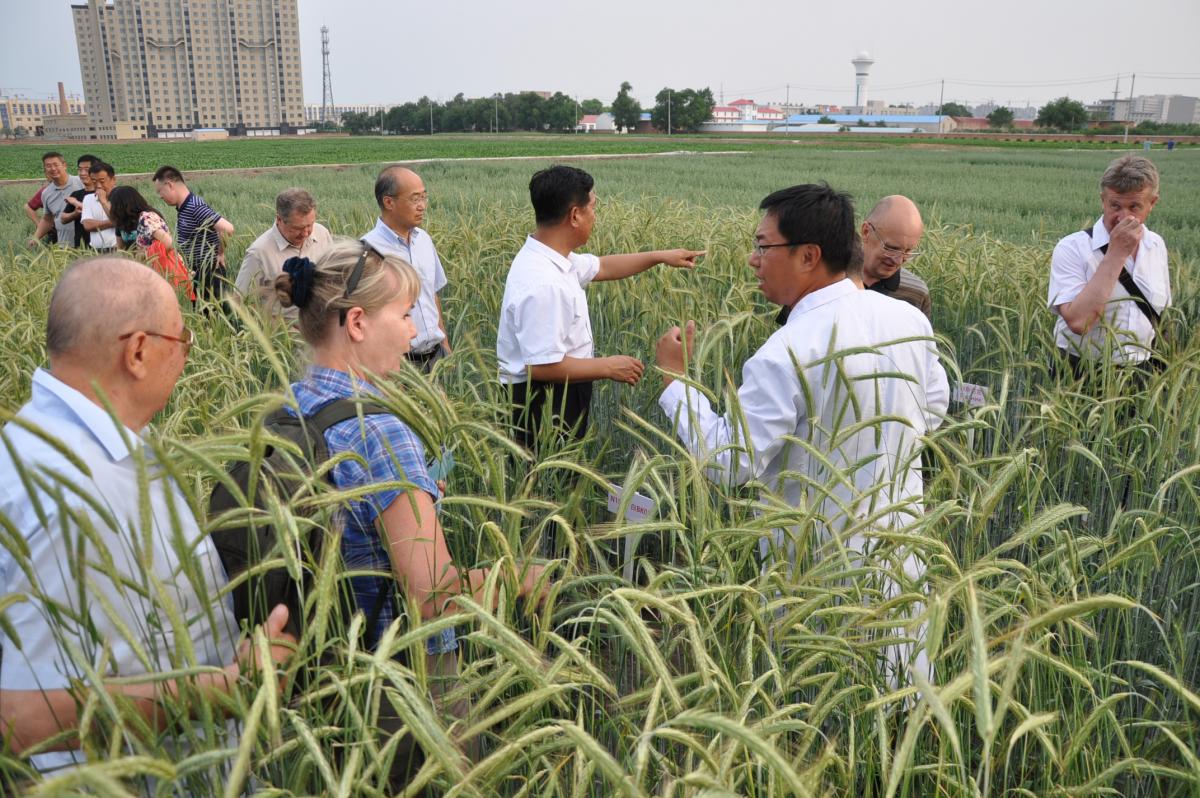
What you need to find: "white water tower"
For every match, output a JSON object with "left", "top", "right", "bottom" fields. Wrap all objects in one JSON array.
[{"left": 851, "top": 51, "right": 875, "bottom": 109}]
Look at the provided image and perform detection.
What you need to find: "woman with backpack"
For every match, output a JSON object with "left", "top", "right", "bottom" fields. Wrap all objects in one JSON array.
[
  {"left": 107, "top": 185, "right": 196, "bottom": 302},
  {"left": 273, "top": 237, "right": 544, "bottom": 764}
]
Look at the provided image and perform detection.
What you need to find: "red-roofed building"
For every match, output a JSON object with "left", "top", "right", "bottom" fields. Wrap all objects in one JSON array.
[
  {"left": 756, "top": 106, "right": 784, "bottom": 121},
  {"left": 712, "top": 106, "right": 740, "bottom": 123}
]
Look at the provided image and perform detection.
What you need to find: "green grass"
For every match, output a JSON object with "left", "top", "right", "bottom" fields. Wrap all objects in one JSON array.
[
  {"left": 1, "top": 144, "right": 1199, "bottom": 796},
  {"left": 0, "top": 132, "right": 1180, "bottom": 181}
]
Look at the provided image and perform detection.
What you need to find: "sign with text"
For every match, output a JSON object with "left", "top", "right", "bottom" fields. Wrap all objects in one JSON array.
[
  {"left": 607, "top": 483, "right": 657, "bottom": 523},
  {"left": 952, "top": 381, "right": 990, "bottom": 408}
]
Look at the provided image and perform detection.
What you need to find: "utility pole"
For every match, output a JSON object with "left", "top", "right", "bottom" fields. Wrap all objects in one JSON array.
[
  {"left": 429, "top": 99, "right": 434, "bottom": 135},
  {"left": 667, "top": 89, "right": 672, "bottom": 135},
  {"left": 494, "top": 93, "right": 499, "bottom": 133},
  {"left": 1124, "top": 73, "right": 1136, "bottom": 143},
  {"left": 784, "top": 84, "right": 790, "bottom": 133},
  {"left": 938, "top": 79, "right": 945, "bottom": 115},
  {"left": 575, "top": 95, "right": 580, "bottom": 133},
  {"left": 378, "top": 106, "right": 382, "bottom": 135},
  {"left": 320, "top": 26, "right": 334, "bottom": 125}
]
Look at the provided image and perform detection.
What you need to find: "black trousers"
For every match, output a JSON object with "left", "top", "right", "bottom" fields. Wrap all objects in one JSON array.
[
  {"left": 509, "top": 380, "right": 592, "bottom": 449},
  {"left": 405, "top": 343, "right": 447, "bottom": 374}
]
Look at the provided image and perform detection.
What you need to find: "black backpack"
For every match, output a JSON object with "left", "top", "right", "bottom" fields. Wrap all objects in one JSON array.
[{"left": 208, "top": 398, "right": 391, "bottom": 639}]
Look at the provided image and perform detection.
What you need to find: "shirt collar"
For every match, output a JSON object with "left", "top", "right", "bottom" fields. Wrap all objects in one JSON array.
[
  {"left": 523, "top": 235, "right": 573, "bottom": 273},
  {"left": 1090, "top": 217, "right": 1110, "bottom": 250},
  {"left": 868, "top": 268, "right": 903, "bottom": 293},
  {"left": 269, "top": 223, "right": 300, "bottom": 253},
  {"left": 31, "top": 368, "right": 141, "bottom": 462},
  {"left": 785, "top": 278, "right": 858, "bottom": 325},
  {"left": 304, "top": 365, "right": 384, "bottom": 398},
  {"left": 374, "top": 217, "right": 421, "bottom": 247}
]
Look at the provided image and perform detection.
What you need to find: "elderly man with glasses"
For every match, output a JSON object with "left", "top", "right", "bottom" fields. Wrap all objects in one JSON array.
[
  {"left": 859, "top": 195, "right": 931, "bottom": 319},
  {"left": 362, "top": 165, "right": 450, "bottom": 373},
  {"left": 0, "top": 256, "right": 291, "bottom": 774}
]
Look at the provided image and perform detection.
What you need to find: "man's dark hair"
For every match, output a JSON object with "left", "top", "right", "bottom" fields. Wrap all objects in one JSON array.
[
  {"left": 77, "top": 154, "right": 98, "bottom": 167},
  {"left": 42, "top": 151, "right": 65, "bottom": 163},
  {"left": 89, "top": 161, "right": 115, "bottom": 178},
  {"left": 759, "top": 183, "right": 856, "bottom": 273},
  {"left": 153, "top": 165, "right": 184, "bottom": 183},
  {"left": 529, "top": 165, "right": 594, "bottom": 226},
  {"left": 374, "top": 166, "right": 402, "bottom": 209}
]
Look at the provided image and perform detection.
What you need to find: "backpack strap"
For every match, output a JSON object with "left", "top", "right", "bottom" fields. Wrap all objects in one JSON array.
[
  {"left": 1080, "top": 227, "right": 1160, "bottom": 329},
  {"left": 304, "top": 398, "right": 393, "bottom": 463}
]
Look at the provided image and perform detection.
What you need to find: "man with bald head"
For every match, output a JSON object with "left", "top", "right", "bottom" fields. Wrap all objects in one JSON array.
[
  {"left": 362, "top": 165, "right": 451, "bottom": 371},
  {"left": 860, "top": 195, "right": 931, "bottom": 318},
  {"left": 0, "top": 257, "right": 290, "bottom": 772}
]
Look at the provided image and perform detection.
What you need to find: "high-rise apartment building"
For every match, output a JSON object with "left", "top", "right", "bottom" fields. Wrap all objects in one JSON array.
[{"left": 71, "top": 0, "right": 305, "bottom": 138}]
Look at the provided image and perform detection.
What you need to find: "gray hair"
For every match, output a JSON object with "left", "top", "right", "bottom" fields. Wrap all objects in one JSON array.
[
  {"left": 47, "top": 257, "right": 166, "bottom": 359},
  {"left": 1100, "top": 155, "right": 1159, "bottom": 196},
  {"left": 276, "top": 187, "right": 316, "bottom": 220}
]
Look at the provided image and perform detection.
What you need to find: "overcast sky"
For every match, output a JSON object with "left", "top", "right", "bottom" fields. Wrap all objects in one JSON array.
[{"left": 3, "top": 0, "right": 1198, "bottom": 109}]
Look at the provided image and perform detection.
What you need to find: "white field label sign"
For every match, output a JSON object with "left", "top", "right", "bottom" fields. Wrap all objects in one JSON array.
[
  {"left": 953, "top": 381, "right": 989, "bottom": 408},
  {"left": 608, "top": 483, "right": 657, "bottom": 523}
]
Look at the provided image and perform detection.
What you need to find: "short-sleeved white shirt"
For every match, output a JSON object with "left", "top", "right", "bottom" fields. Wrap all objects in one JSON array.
[
  {"left": 1048, "top": 217, "right": 1170, "bottom": 364},
  {"left": 81, "top": 192, "right": 117, "bottom": 249},
  {"left": 362, "top": 218, "right": 448, "bottom": 353},
  {"left": 496, "top": 235, "right": 601, "bottom": 384}
]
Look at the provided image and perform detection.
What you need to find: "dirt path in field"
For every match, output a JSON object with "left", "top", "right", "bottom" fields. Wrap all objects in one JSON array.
[{"left": 0, "top": 149, "right": 749, "bottom": 187}]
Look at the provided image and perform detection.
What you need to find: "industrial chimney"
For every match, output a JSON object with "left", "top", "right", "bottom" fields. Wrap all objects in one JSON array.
[{"left": 58, "top": 82, "right": 69, "bottom": 115}]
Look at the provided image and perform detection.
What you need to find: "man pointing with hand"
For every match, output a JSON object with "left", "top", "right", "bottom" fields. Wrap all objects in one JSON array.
[{"left": 498, "top": 165, "right": 703, "bottom": 448}]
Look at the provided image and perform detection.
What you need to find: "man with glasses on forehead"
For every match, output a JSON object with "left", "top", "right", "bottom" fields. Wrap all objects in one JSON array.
[
  {"left": 0, "top": 256, "right": 292, "bottom": 774},
  {"left": 362, "top": 166, "right": 451, "bottom": 372},
  {"left": 860, "top": 195, "right": 931, "bottom": 319}
]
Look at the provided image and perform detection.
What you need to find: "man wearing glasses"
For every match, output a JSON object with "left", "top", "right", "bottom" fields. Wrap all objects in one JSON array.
[
  {"left": 0, "top": 257, "right": 291, "bottom": 772},
  {"left": 362, "top": 166, "right": 450, "bottom": 372},
  {"left": 860, "top": 195, "right": 931, "bottom": 319},
  {"left": 655, "top": 183, "right": 948, "bottom": 685}
]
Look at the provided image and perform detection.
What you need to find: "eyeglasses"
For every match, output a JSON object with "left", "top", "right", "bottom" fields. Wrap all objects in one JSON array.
[
  {"left": 753, "top": 241, "right": 800, "bottom": 258},
  {"left": 118, "top": 326, "right": 195, "bottom": 354},
  {"left": 866, "top": 222, "right": 922, "bottom": 261},
  {"left": 339, "top": 245, "right": 372, "bottom": 326},
  {"left": 391, "top": 192, "right": 428, "bottom": 206}
]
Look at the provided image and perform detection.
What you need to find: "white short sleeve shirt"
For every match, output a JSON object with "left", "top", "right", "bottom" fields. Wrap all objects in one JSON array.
[
  {"left": 362, "top": 219, "right": 448, "bottom": 353},
  {"left": 81, "top": 192, "right": 117, "bottom": 249},
  {"left": 496, "top": 236, "right": 601, "bottom": 384},
  {"left": 1048, "top": 217, "right": 1170, "bottom": 364}
]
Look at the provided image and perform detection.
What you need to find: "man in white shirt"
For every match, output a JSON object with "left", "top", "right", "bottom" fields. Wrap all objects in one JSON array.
[
  {"left": 655, "top": 183, "right": 948, "bottom": 683},
  {"left": 80, "top": 160, "right": 118, "bottom": 251},
  {"left": 362, "top": 166, "right": 450, "bottom": 372},
  {"left": 1048, "top": 154, "right": 1169, "bottom": 377},
  {"left": 0, "top": 256, "right": 292, "bottom": 774},
  {"left": 236, "top": 187, "right": 333, "bottom": 320},
  {"left": 497, "top": 165, "right": 704, "bottom": 447}
]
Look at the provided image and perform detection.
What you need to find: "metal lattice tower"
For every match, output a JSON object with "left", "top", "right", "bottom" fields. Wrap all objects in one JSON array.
[{"left": 320, "top": 26, "right": 334, "bottom": 124}]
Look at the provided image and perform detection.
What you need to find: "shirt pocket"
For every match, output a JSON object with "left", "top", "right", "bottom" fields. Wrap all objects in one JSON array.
[{"left": 569, "top": 292, "right": 592, "bottom": 348}]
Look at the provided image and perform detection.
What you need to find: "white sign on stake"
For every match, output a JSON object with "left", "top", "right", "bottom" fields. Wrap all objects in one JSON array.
[
  {"left": 952, "top": 381, "right": 989, "bottom": 408},
  {"left": 607, "top": 483, "right": 657, "bottom": 523}
]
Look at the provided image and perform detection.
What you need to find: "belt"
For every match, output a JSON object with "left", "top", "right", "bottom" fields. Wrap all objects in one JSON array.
[{"left": 406, "top": 344, "right": 442, "bottom": 364}]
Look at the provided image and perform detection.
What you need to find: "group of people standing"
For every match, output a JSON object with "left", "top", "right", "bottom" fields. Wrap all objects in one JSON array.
[
  {"left": 0, "top": 151, "right": 1171, "bottom": 785},
  {"left": 26, "top": 152, "right": 233, "bottom": 303}
]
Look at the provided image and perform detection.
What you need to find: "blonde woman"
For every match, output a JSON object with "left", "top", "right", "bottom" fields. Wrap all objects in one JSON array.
[{"left": 275, "top": 239, "right": 543, "bottom": 723}]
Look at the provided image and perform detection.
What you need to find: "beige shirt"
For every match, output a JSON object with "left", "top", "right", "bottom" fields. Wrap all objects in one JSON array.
[{"left": 236, "top": 221, "right": 333, "bottom": 318}]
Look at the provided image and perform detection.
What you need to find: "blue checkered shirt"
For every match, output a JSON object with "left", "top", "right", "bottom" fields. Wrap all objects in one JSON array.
[{"left": 290, "top": 367, "right": 456, "bottom": 655}]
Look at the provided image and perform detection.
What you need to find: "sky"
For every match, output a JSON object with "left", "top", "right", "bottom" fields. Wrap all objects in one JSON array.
[{"left": 2, "top": 0, "right": 1198, "bottom": 110}]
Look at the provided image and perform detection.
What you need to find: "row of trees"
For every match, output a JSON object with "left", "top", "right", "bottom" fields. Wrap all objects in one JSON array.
[{"left": 339, "top": 81, "right": 717, "bottom": 135}]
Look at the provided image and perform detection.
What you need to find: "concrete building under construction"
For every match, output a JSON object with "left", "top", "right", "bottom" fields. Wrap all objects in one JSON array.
[{"left": 70, "top": 0, "right": 306, "bottom": 139}]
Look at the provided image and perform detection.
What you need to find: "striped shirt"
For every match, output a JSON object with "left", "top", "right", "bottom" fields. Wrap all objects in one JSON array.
[
  {"left": 288, "top": 367, "right": 456, "bottom": 655},
  {"left": 176, "top": 192, "right": 224, "bottom": 273},
  {"left": 867, "top": 267, "right": 932, "bottom": 319}
]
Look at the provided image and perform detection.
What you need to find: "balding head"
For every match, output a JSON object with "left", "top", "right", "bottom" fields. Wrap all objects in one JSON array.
[
  {"left": 48, "top": 257, "right": 172, "bottom": 362},
  {"left": 375, "top": 166, "right": 428, "bottom": 234},
  {"left": 47, "top": 257, "right": 186, "bottom": 429},
  {"left": 861, "top": 195, "right": 924, "bottom": 286}
]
